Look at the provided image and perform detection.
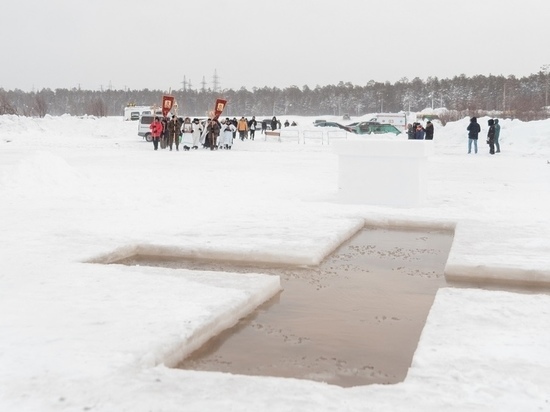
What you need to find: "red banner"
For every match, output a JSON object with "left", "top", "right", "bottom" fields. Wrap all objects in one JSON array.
[
  {"left": 213, "top": 99, "right": 227, "bottom": 120},
  {"left": 162, "top": 95, "right": 175, "bottom": 117}
]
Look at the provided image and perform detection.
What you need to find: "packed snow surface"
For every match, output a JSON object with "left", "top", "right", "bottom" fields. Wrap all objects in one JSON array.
[{"left": 1, "top": 113, "right": 549, "bottom": 411}]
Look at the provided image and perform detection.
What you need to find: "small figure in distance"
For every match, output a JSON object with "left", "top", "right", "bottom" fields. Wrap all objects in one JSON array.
[
  {"left": 487, "top": 119, "right": 496, "bottom": 155},
  {"left": 407, "top": 123, "right": 414, "bottom": 140},
  {"left": 424, "top": 120, "right": 434, "bottom": 140},
  {"left": 149, "top": 117, "right": 163, "bottom": 150},
  {"left": 467, "top": 117, "right": 481, "bottom": 154},
  {"left": 494, "top": 118, "right": 501, "bottom": 153},
  {"left": 414, "top": 123, "right": 425, "bottom": 140}
]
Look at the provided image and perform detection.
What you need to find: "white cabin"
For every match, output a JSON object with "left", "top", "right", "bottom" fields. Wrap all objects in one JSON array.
[{"left": 368, "top": 113, "right": 408, "bottom": 130}]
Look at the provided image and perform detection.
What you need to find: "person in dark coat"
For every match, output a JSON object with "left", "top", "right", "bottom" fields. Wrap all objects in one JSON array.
[
  {"left": 261, "top": 119, "right": 267, "bottom": 134},
  {"left": 407, "top": 123, "right": 414, "bottom": 140},
  {"left": 467, "top": 117, "right": 481, "bottom": 154},
  {"left": 167, "top": 115, "right": 182, "bottom": 151},
  {"left": 414, "top": 123, "right": 425, "bottom": 140},
  {"left": 248, "top": 116, "right": 257, "bottom": 140},
  {"left": 494, "top": 118, "right": 501, "bottom": 153},
  {"left": 487, "top": 119, "right": 496, "bottom": 155},
  {"left": 424, "top": 121, "right": 434, "bottom": 140},
  {"left": 271, "top": 116, "right": 278, "bottom": 131},
  {"left": 231, "top": 117, "right": 238, "bottom": 141},
  {"left": 207, "top": 118, "right": 221, "bottom": 150},
  {"left": 160, "top": 117, "right": 169, "bottom": 149}
]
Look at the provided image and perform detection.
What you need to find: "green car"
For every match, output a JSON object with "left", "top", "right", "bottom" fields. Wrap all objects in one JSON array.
[{"left": 348, "top": 121, "right": 402, "bottom": 135}]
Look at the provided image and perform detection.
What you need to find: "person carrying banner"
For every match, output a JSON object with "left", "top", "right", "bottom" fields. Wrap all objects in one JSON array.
[
  {"left": 167, "top": 115, "right": 182, "bottom": 151},
  {"left": 160, "top": 117, "right": 169, "bottom": 149},
  {"left": 207, "top": 118, "right": 221, "bottom": 150}
]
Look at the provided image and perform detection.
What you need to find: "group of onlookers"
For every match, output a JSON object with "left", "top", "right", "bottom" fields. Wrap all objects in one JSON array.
[
  {"left": 467, "top": 117, "right": 501, "bottom": 155},
  {"left": 406, "top": 117, "right": 502, "bottom": 155},
  {"left": 407, "top": 121, "right": 434, "bottom": 140}
]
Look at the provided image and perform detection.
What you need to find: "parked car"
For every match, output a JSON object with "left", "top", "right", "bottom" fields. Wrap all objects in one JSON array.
[
  {"left": 314, "top": 121, "right": 353, "bottom": 132},
  {"left": 347, "top": 121, "right": 402, "bottom": 135}
]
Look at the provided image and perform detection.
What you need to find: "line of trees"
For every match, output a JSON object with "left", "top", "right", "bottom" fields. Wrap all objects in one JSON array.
[{"left": 1, "top": 71, "right": 549, "bottom": 122}]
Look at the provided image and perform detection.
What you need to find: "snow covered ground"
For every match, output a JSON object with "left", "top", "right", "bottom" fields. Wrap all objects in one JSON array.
[{"left": 0, "top": 113, "right": 549, "bottom": 411}]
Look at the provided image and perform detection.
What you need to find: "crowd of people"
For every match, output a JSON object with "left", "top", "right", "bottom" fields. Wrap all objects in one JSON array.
[
  {"left": 466, "top": 117, "right": 501, "bottom": 155},
  {"left": 407, "top": 117, "right": 502, "bottom": 155},
  {"left": 407, "top": 121, "right": 434, "bottom": 140},
  {"left": 149, "top": 115, "right": 299, "bottom": 151},
  {"left": 150, "top": 115, "right": 501, "bottom": 155}
]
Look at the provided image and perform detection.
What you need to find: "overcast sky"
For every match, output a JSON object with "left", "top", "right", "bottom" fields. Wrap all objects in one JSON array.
[{"left": 2, "top": 0, "right": 549, "bottom": 92}]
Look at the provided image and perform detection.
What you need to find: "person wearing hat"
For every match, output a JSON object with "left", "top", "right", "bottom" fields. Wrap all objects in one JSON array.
[
  {"left": 191, "top": 118, "right": 202, "bottom": 149},
  {"left": 221, "top": 118, "right": 236, "bottom": 149},
  {"left": 181, "top": 117, "right": 194, "bottom": 151},
  {"left": 167, "top": 115, "right": 182, "bottom": 151},
  {"left": 248, "top": 116, "right": 257, "bottom": 140},
  {"left": 425, "top": 120, "right": 434, "bottom": 140},
  {"left": 467, "top": 117, "right": 481, "bottom": 154},
  {"left": 237, "top": 116, "right": 248, "bottom": 141},
  {"left": 149, "top": 117, "right": 163, "bottom": 150},
  {"left": 487, "top": 119, "right": 496, "bottom": 155},
  {"left": 414, "top": 123, "right": 425, "bottom": 140},
  {"left": 494, "top": 118, "right": 501, "bottom": 153}
]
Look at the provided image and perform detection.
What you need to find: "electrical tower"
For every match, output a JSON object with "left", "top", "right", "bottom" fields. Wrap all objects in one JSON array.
[{"left": 212, "top": 69, "right": 220, "bottom": 93}]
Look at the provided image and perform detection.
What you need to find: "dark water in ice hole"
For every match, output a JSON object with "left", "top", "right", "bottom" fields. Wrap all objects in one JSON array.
[{"left": 116, "top": 228, "right": 453, "bottom": 387}]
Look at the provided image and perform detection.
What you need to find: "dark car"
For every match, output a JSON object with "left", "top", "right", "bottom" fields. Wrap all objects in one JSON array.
[
  {"left": 314, "top": 121, "right": 353, "bottom": 132},
  {"left": 347, "top": 121, "right": 402, "bottom": 135}
]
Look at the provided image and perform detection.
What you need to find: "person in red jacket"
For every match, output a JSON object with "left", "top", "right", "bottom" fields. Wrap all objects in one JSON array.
[{"left": 150, "top": 117, "right": 163, "bottom": 150}]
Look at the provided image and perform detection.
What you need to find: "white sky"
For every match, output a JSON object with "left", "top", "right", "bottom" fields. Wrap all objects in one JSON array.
[
  {"left": 1, "top": 114, "right": 550, "bottom": 410},
  {"left": 2, "top": 0, "right": 550, "bottom": 92}
]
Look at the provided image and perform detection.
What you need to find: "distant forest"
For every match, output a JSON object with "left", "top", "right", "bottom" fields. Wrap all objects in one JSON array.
[{"left": 1, "top": 71, "right": 550, "bottom": 122}]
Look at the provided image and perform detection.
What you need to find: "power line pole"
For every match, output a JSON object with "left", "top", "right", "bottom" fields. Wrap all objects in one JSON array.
[
  {"left": 212, "top": 69, "right": 220, "bottom": 93},
  {"left": 503, "top": 82, "right": 506, "bottom": 114}
]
